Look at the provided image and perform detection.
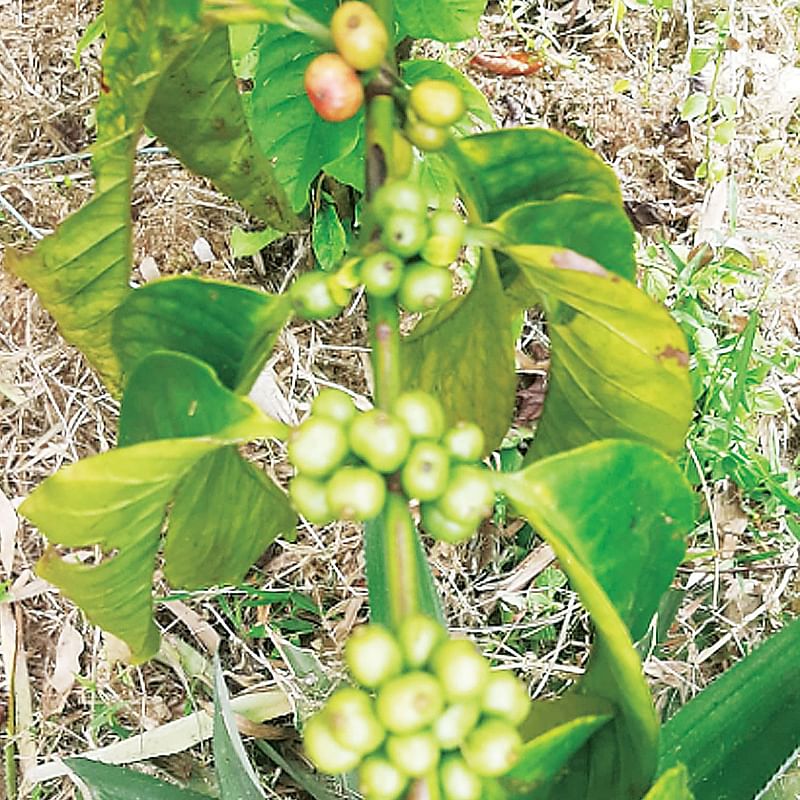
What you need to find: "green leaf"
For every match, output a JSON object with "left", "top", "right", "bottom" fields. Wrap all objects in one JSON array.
[
  {"left": 445, "top": 128, "right": 623, "bottom": 223},
  {"left": 25, "top": 354, "right": 286, "bottom": 661},
  {"left": 30, "top": 438, "right": 217, "bottom": 661},
  {"left": 503, "top": 714, "right": 612, "bottom": 795},
  {"left": 145, "top": 27, "right": 298, "bottom": 231},
  {"left": 680, "top": 92, "right": 709, "bottom": 121},
  {"left": 312, "top": 201, "right": 347, "bottom": 271},
  {"left": 644, "top": 765, "right": 695, "bottom": 799},
  {"left": 6, "top": 0, "right": 204, "bottom": 391},
  {"left": 251, "top": 0, "right": 362, "bottom": 212},
  {"left": 498, "top": 440, "right": 695, "bottom": 797},
  {"left": 164, "top": 447, "right": 296, "bottom": 589},
  {"left": 66, "top": 758, "right": 210, "bottom": 800},
  {"left": 402, "top": 59, "right": 496, "bottom": 133},
  {"left": 255, "top": 740, "right": 341, "bottom": 800},
  {"left": 401, "top": 256, "right": 516, "bottom": 453},
  {"left": 689, "top": 48, "right": 713, "bottom": 75},
  {"left": 659, "top": 616, "right": 800, "bottom": 800},
  {"left": 493, "top": 198, "right": 637, "bottom": 282},
  {"left": 119, "top": 352, "right": 285, "bottom": 446},
  {"left": 364, "top": 494, "right": 443, "bottom": 631},
  {"left": 396, "top": 0, "right": 486, "bottom": 42},
  {"left": 713, "top": 119, "right": 736, "bottom": 146},
  {"left": 213, "top": 656, "right": 267, "bottom": 799},
  {"left": 503, "top": 245, "right": 692, "bottom": 460},
  {"left": 112, "top": 276, "right": 292, "bottom": 394},
  {"left": 230, "top": 226, "right": 282, "bottom": 259},
  {"left": 73, "top": 12, "right": 106, "bottom": 68}
]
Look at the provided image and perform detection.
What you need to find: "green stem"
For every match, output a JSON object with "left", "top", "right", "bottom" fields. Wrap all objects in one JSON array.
[{"left": 368, "top": 296, "right": 402, "bottom": 410}]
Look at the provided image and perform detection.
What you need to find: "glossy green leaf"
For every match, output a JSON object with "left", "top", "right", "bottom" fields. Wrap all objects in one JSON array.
[
  {"left": 251, "top": 0, "right": 361, "bottom": 212},
  {"left": 402, "top": 59, "right": 495, "bottom": 133},
  {"left": 213, "top": 656, "right": 267, "bottom": 799},
  {"left": 401, "top": 256, "right": 516, "bottom": 453},
  {"left": 6, "top": 0, "right": 203, "bottom": 391},
  {"left": 112, "top": 276, "right": 292, "bottom": 394},
  {"left": 164, "top": 447, "right": 296, "bottom": 589},
  {"left": 146, "top": 27, "right": 298, "bottom": 231},
  {"left": 644, "top": 765, "right": 695, "bottom": 799},
  {"left": 498, "top": 440, "right": 695, "bottom": 797},
  {"left": 493, "top": 198, "right": 636, "bottom": 282},
  {"left": 503, "top": 714, "right": 612, "bottom": 795},
  {"left": 364, "top": 494, "right": 443, "bottom": 631},
  {"left": 659, "top": 616, "right": 800, "bottom": 800},
  {"left": 396, "top": 0, "right": 486, "bottom": 42},
  {"left": 66, "top": 758, "right": 210, "bottom": 800},
  {"left": 503, "top": 245, "right": 692, "bottom": 460},
  {"left": 119, "top": 352, "right": 286, "bottom": 446},
  {"left": 73, "top": 12, "right": 106, "bottom": 67},
  {"left": 30, "top": 438, "right": 216, "bottom": 661},
  {"left": 25, "top": 354, "right": 287, "bottom": 661},
  {"left": 445, "top": 128, "right": 623, "bottom": 223},
  {"left": 312, "top": 201, "right": 347, "bottom": 271}
]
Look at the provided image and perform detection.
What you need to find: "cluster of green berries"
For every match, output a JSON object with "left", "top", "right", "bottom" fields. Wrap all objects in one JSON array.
[
  {"left": 304, "top": 616, "right": 530, "bottom": 799},
  {"left": 287, "top": 387, "right": 495, "bottom": 544},
  {"left": 361, "top": 179, "right": 466, "bottom": 312},
  {"left": 289, "top": 179, "right": 466, "bottom": 320}
]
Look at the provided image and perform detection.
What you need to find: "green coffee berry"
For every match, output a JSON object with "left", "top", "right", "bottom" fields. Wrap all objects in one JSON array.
[
  {"left": 421, "top": 210, "right": 465, "bottom": 267},
  {"left": 360, "top": 251, "right": 404, "bottom": 298},
  {"left": 288, "top": 417, "right": 348, "bottom": 478},
  {"left": 482, "top": 671, "right": 531, "bottom": 726},
  {"left": 431, "top": 639, "right": 490, "bottom": 703},
  {"left": 409, "top": 80, "right": 466, "bottom": 128},
  {"left": 381, "top": 212, "right": 429, "bottom": 258},
  {"left": 290, "top": 271, "right": 344, "bottom": 320},
  {"left": 376, "top": 671, "right": 445, "bottom": 733},
  {"left": 461, "top": 719, "right": 522, "bottom": 778},
  {"left": 345, "top": 624, "right": 403, "bottom": 688},
  {"left": 358, "top": 755, "right": 408, "bottom": 800},
  {"left": 327, "top": 466, "right": 387, "bottom": 521},
  {"left": 421, "top": 502, "right": 475, "bottom": 544},
  {"left": 373, "top": 180, "right": 427, "bottom": 220},
  {"left": 312, "top": 387, "right": 357, "bottom": 426},
  {"left": 398, "top": 261, "right": 453, "bottom": 313},
  {"left": 393, "top": 390, "right": 446, "bottom": 439},
  {"left": 349, "top": 409, "right": 411, "bottom": 473},
  {"left": 386, "top": 731, "right": 441, "bottom": 777},
  {"left": 289, "top": 475, "right": 334, "bottom": 525},
  {"left": 326, "top": 687, "right": 385, "bottom": 755},
  {"left": 330, "top": 1, "right": 388, "bottom": 72},
  {"left": 443, "top": 421, "right": 485, "bottom": 462},
  {"left": 432, "top": 701, "right": 481, "bottom": 750},
  {"left": 401, "top": 441, "right": 450, "bottom": 501},
  {"left": 397, "top": 614, "right": 446, "bottom": 669},
  {"left": 440, "top": 754, "right": 482, "bottom": 800},
  {"left": 405, "top": 116, "right": 449, "bottom": 152},
  {"left": 437, "top": 465, "right": 495, "bottom": 525},
  {"left": 304, "top": 712, "right": 361, "bottom": 774}
]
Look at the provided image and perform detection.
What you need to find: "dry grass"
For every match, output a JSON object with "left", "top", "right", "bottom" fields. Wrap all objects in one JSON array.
[{"left": 1, "top": 0, "right": 799, "bottom": 797}]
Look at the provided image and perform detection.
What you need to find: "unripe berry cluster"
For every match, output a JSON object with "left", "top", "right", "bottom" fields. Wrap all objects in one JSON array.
[
  {"left": 304, "top": 616, "right": 530, "bottom": 799},
  {"left": 361, "top": 180, "right": 466, "bottom": 313},
  {"left": 287, "top": 388, "right": 494, "bottom": 543},
  {"left": 304, "top": 2, "right": 387, "bottom": 122}
]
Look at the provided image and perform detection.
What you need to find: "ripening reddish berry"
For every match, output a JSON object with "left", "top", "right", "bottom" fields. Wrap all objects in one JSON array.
[
  {"left": 331, "top": 1, "right": 388, "bottom": 72},
  {"left": 304, "top": 53, "right": 364, "bottom": 122}
]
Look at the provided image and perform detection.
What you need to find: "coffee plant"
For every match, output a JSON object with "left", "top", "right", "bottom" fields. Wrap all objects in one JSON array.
[{"left": 6, "top": 1, "right": 800, "bottom": 798}]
